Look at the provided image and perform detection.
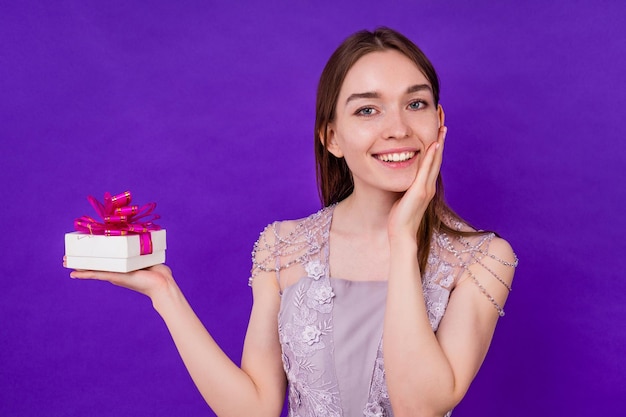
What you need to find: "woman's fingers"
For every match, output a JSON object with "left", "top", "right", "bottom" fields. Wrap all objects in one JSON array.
[
  {"left": 427, "top": 126, "right": 446, "bottom": 186},
  {"left": 391, "top": 126, "right": 447, "bottom": 233},
  {"left": 414, "top": 126, "right": 446, "bottom": 194},
  {"left": 69, "top": 263, "right": 168, "bottom": 295},
  {"left": 69, "top": 269, "right": 130, "bottom": 282},
  {"left": 404, "top": 129, "right": 443, "bottom": 202}
]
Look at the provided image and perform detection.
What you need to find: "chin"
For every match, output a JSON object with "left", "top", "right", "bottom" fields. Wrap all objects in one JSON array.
[{"left": 385, "top": 183, "right": 413, "bottom": 194}]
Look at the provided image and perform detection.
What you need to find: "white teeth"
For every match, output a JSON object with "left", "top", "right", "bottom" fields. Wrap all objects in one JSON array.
[{"left": 376, "top": 151, "right": 415, "bottom": 162}]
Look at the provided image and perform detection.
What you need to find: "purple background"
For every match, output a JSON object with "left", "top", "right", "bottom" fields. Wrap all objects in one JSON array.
[{"left": 1, "top": 1, "right": 624, "bottom": 416}]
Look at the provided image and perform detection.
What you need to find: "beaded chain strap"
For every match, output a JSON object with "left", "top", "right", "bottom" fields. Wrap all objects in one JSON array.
[
  {"left": 249, "top": 206, "right": 334, "bottom": 287},
  {"left": 250, "top": 207, "right": 518, "bottom": 316},
  {"left": 434, "top": 218, "right": 519, "bottom": 316}
]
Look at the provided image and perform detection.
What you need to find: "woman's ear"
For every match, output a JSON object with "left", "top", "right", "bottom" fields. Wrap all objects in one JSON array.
[
  {"left": 322, "top": 124, "right": 344, "bottom": 158},
  {"left": 437, "top": 104, "right": 445, "bottom": 128}
]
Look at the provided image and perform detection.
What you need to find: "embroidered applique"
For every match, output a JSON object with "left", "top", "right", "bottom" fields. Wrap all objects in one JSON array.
[
  {"left": 305, "top": 260, "right": 326, "bottom": 281},
  {"left": 364, "top": 341, "right": 392, "bottom": 417},
  {"left": 273, "top": 208, "right": 342, "bottom": 417}
]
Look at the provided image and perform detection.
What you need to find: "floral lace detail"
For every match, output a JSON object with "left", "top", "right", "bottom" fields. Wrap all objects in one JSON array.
[
  {"left": 363, "top": 402, "right": 385, "bottom": 417},
  {"left": 363, "top": 341, "right": 392, "bottom": 417},
  {"left": 249, "top": 206, "right": 334, "bottom": 286},
  {"left": 280, "top": 270, "right": 342, "bottom": 416},
  {"left": 305, "top": 260, "right": 326, "bottom": 281},
  {"left": 275, "top": 208, "right": 342, "bottom": 417},
  {"left": 308, "top": 281, "right": 335, "bottom": 308},
  {"left": 423, "top": 250, "right": 457, "bottom": 330}
]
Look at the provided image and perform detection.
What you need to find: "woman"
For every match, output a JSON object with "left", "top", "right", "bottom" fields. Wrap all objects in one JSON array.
[{"left": 68, "top": 28, "right": 517, "bottom": 417}]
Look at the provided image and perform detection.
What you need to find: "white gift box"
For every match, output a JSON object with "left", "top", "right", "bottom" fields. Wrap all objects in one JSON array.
[{"left": 64, "top": 229, "right": 167, "bottom": 273}]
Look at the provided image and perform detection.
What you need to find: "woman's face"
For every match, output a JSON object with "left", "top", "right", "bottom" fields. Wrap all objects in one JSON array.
[{"left": 326, "top": 49, "right": 443, "bottom": 195}]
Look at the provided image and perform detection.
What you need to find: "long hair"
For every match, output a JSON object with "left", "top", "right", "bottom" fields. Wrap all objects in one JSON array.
[{"left": 314, "top": 27, "right": 479, "bottom": 272}]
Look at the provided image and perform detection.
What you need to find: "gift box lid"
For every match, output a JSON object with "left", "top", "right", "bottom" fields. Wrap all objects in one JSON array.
[{"left": 65, "top": 229, "right": 166, "bottom": 258}]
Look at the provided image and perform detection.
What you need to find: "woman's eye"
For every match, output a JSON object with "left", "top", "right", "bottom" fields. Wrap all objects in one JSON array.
[
  {"left": 356, "top": 107, "right": 375, "bottom": 116},
  {"left": 408, "top": 100, "right": 425, "bottom": 110}
]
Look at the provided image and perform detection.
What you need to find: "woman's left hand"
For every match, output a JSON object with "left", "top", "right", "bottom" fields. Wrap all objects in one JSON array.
[{"left": 387, "top": 125, "right": 447, "bottom": 241}]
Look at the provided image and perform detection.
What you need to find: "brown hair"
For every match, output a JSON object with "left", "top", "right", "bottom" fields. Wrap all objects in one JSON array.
[{"left": 314, "top": 27, "right": 477, "bottom": 272}]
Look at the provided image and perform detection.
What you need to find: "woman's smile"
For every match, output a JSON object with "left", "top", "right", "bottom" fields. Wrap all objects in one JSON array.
[
  {"left": 374, "top": 151, "right": 416, "bottom": 162},
  {"left": 372, "top": 149, "right": 419, "bottom": 170}
]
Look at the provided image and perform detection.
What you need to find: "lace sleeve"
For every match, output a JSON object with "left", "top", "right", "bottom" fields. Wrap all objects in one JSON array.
[
  {"left": 248, "top": 222, "right": 279, "bottom": 287},
  {"left": 248, "top": 206, "right": 334, "bottom": 288},
  {"left": 436, "top": 231, "right": 518, "bottom": 316}
]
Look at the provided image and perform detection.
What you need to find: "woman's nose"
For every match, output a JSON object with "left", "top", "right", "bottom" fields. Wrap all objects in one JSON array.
[{"left": 383, "top": 109, "right": 411, "bottom": 139}]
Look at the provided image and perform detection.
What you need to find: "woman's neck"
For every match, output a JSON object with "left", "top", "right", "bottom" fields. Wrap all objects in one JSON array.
[{"left": 334, "top": 188, "right": 402, "bottom": 235}]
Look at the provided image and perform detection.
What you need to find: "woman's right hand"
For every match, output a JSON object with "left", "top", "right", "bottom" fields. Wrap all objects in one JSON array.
[{"left": 64, "top": 256, "right": 174, "bottom": 300}]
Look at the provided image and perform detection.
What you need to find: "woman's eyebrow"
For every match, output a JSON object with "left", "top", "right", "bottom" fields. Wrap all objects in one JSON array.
[
  {"left": 345, "top": 84, "right": 432, "bottom": 106},
  {"left": 345, "top": 91, "right": 379, "bottom": 105},
  {"left": 406, "top": 84, "right": 432, "bottom": 94}
]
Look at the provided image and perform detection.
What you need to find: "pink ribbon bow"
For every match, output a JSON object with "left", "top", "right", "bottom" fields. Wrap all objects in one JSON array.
[{"left": 74, "top": 191, "right": 161, "bottom": 255}]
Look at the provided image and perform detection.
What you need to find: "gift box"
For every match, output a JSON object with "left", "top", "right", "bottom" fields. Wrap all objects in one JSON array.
[
  {"left": 64, "top": 191, "right": 166, "bottom": 273},
  {"left": 65, "top": 230, "right": 167, "bottom": 273}
]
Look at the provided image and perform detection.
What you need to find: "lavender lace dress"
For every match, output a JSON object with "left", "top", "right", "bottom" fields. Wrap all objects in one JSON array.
[{"left": 250, "top": 206, "right": 516, "bottom": 417}]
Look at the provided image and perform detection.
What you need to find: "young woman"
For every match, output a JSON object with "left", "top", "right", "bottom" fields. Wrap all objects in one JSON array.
[{"left": 67, "top": 28, "right": 517, "bottom": 417}]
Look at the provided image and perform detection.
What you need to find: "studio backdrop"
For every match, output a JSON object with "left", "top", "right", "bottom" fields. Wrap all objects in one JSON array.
[{"left": 1, "top": 1, "right": 624, "bottom": 416}]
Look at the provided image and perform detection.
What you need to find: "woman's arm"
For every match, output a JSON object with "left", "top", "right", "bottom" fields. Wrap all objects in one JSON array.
[
  {"left": 68, "top": 260, "right": 286, "bottom": 417},
  {"left": 383, "top": 124, "right": 516, "bottom": 416},
  {"left": 383, "top": 235, "right": 515, "bottom": 417}
]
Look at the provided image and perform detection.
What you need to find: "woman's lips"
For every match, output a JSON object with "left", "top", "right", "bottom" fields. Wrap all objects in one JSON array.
[{"left": 374, "top": 151, "right": 416, "bottom": 162}]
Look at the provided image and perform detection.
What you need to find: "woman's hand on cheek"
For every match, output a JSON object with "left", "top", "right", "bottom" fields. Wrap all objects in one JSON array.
[
  {"left": 388, "top": 126, "right": 447, "bottom": 241},
  {"left": 66, "top": 256, "right": 175, "bottom": 301}
]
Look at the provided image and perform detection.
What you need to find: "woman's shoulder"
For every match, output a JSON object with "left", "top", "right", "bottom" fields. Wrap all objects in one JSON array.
[
  {"left": 433, "top": 213, "right": 516, "bottom": 268},
  {"left": 274, "top": 205, "right": 334, "bottom": 233},
  {"left": 431, "top": 211, "right": 518, "bottom": 316},
  {"left": 256, "top": 205, "right": 335, "bottom": 246},
  {"left": 249, "top": 206, "right": 334, "bottom": 286}
]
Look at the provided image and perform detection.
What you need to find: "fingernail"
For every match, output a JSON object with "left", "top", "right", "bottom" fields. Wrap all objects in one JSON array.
[{"left": 70, "top": 272, "right": 76, "bottom": 279}]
